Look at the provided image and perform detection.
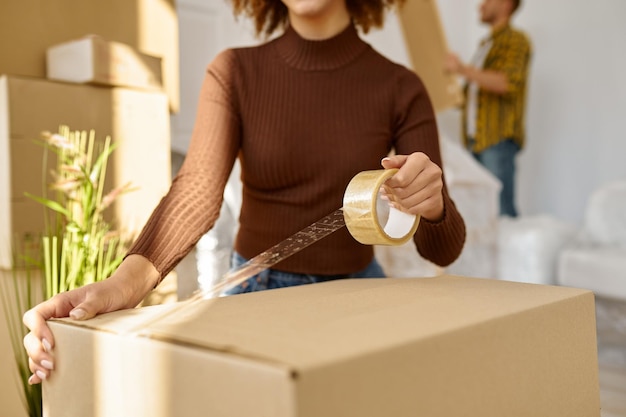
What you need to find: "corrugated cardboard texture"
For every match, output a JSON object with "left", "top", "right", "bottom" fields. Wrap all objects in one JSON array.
[
  {"left": 0, "top": 0, "right": 179, "bottom": 112},
  {"left": 397, "top": 0, "right": 463, "bottom": 112},
  {"left": 45, "top": 276, "right": 601, "bottom": 417},
  {"left": 0, "top": 75, "right": 171, "bottom": 268}
]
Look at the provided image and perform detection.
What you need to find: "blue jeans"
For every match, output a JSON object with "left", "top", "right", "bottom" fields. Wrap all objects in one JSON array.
[
  {"left": 470, "top": 138, "right": 520, "bottom": 217},
  {"left": 223, "top": 251, "right": 386, "bottom": 295}
]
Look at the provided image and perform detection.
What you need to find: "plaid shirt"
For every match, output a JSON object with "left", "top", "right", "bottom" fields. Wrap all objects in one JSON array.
[{"left": 462, "top": 25, "right": 532, "bottom": 153}]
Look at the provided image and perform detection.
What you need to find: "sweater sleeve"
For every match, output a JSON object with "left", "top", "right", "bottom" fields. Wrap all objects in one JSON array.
[
  {"left": 392, "top": 69, "right": 466, "bottom": 267},
  {"left": 126, "top": 50, "right": 241, "bottom": 281}
]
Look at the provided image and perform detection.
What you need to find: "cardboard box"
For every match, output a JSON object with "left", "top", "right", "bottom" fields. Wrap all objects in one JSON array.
[
  {"left": 0, "top": 75, "right": 171, "bottom": 268},
  {"left": 0, "top": 0, "right": 179, "bottom": 112},
  {"left": 46, "top": 35, "right": 163, "bottom": 91},
  {"left": 44, "top": 276, "right": 601, "bottom": 417},
  {"left": 397, "top": 0, "right": 463, "bottom": 112}
]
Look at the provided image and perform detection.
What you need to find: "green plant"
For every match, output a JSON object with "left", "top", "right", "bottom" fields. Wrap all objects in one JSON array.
[
  {"left": 28, "top": 127, "right": 133, "bottom": 296},
  {"left": 0, "top": 126, "right": 133, "bottom": 417}
]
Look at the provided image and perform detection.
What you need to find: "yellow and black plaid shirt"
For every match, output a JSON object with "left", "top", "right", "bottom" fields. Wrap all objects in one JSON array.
[{"left": 462, "top": 25, "right": 532, "bottom": 153}]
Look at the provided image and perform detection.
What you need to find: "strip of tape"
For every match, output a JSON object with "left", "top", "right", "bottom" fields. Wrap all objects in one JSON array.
[
  {"left": 343, "top": 169, "right": 420, "bottom": 245},
  {"left": 124, "top": 169, "right": 421, "bottom": 329}
]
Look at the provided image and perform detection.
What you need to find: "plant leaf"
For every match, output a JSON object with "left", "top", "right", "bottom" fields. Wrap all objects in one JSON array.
[{"left": 24, "top": 193, "right": 71, "bottom": 218}]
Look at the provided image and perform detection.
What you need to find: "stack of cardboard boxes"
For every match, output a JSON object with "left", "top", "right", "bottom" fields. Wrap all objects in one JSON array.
[
  {"left": 0, "top": 1, "right": 177, "bottom": 269},
  {"left": 0, "top": 75, "right": 172, "bottom": 268},
  {"left": 0, "top": 1, "right": 178, "bottom": 414}
]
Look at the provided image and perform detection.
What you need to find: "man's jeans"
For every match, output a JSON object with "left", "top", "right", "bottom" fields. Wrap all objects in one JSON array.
[
  {"left": 223, "top": 251, "right": 386, "bottom": 295},
  {"left": 470, "top": 138, "right": 520, "bottom": 217}
]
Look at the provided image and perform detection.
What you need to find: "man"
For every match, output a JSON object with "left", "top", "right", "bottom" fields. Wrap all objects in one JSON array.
[{"left": 445, "top": 0, "right": 531, "bottom": 217}]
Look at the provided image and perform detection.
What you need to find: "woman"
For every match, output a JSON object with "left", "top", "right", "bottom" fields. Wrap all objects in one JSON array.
[{"left": 23, "top": 0, "right": 466, "bottom": 385}]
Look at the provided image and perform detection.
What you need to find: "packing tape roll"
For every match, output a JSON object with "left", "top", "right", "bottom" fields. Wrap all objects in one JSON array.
[{"left": 343, "top": 169, "right": 420, "bottom": 245}]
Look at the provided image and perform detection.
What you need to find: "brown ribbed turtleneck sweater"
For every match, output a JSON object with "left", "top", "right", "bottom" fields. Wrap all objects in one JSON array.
[{"left": 128, "top": 24, "right": 466, "bottom": 281}]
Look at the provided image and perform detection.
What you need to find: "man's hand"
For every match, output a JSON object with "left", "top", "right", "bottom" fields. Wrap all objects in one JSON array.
[{"left": 444, "top": 52, "right": 465, "bottom": 75}]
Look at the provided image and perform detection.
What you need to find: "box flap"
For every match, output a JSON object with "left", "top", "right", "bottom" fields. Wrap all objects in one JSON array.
[{"left": 57, "top": 276, "right": 591, "bottom": 371}]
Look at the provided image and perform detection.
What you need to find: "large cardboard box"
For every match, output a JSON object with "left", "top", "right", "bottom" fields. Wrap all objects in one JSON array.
[
  {"left": 397, "top": 0, "right": 463, "bottom": 112},
  {"left": 44, "top": 276, "right": 601, "bottom": 417},
  {"left": 0, "top": 0, "right": 179, "bottom": 112},
  {"left": 0, "top": 75, "right": 171, "bottom": 268},
  {"left": 46, "top": 36, "right": 163, "bottom": 91}
]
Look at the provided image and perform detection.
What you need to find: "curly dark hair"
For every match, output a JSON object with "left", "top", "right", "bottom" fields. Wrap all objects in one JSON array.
[{"left": 230, "top": 0, "right": 406, "bottom": 38}]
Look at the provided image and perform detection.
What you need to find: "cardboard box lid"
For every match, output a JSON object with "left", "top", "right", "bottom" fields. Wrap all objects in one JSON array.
[{"left": 59, "top": 275, "right": 593, "bottom": 371}]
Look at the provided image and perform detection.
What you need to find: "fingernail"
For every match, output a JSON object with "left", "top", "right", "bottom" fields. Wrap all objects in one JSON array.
[
  {"left": 28, "top": 374, "right": 35, "bottom": 385},
  {"left": 70, "top": 308, "right": 86, "bottom": 320},
  {"left": 35, "top": 370, "right": 47, "bottom": 381},
  {"left": 41, "top": 360, "right": 54, "bottom": 370},
  {"left": 42, "top": 338, "right": 52, "bottom": 352},
  {"left": 382, "top": 157, "right": 391, "bottom": 163}
]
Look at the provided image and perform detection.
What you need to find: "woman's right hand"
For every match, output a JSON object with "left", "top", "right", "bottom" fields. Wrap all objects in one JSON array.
[{"left": 22, "top": 254, "right": 160, "bottom": 384}]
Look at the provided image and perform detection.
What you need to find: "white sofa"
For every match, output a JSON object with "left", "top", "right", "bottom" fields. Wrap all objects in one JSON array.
[{"left": 557, "top": 180, "right": 626, "bottom": 300}]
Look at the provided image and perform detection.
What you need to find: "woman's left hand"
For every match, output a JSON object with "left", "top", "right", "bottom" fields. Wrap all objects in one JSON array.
[{"left": 380, "top": 152, "right": 445, "bottom": 222}]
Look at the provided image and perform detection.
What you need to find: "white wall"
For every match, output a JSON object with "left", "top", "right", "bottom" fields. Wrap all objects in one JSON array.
[
  {"left": 515, "top": 0, "right": 626, "bottom": 224},
  {"left": 171, "top": 0, "right": 259, "bottom": 155},
  {"left": 176, "top": 0, "right": 626, "bottom": 225}
]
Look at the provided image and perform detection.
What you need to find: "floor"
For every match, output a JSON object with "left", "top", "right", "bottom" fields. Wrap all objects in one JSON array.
[
  {"left": 597, "top": 296, "right": 626, "bottom": 417},
  {"left": 601, "top": 363, "right": 626, "bottom": 417}
]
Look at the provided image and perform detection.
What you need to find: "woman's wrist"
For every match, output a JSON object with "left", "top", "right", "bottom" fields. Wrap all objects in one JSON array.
[{"left": 110, "top": 254, "right": 161, "bottom": 308}]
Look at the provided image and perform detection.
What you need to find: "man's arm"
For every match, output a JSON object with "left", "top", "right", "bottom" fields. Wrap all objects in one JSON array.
[{"left": 444, "top": 53, "right": 509, "bottom": 94}]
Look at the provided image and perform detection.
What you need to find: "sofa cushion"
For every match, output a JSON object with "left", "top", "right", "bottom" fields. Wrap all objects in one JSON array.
[
  {"left": 584, "top": 181, "right": 626, "bottom": 247},
  {"left": 558, "top": 247, "right": 626, "bottom": 300}
]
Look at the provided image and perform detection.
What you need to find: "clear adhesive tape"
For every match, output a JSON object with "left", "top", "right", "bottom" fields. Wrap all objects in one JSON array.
[{"left": 343, "top": 169, "right": 420, "bottom": 245}]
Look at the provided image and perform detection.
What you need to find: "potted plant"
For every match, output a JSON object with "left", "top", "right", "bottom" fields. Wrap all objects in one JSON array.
[{"left": 0, "top": 126, "right": 133, "bottom": 417}]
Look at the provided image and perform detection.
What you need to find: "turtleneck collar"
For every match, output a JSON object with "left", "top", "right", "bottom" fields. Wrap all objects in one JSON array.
[{"left": 272, "top": 23, "right": 370, "bottom": 71}]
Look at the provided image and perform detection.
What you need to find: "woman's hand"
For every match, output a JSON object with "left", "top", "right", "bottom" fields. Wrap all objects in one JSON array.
[
  {"left": 22, "top": 255, "right": 160, "bottom": 384},
  {"left": 381, "top": 152, "right": 445, "bottom": 222}
]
